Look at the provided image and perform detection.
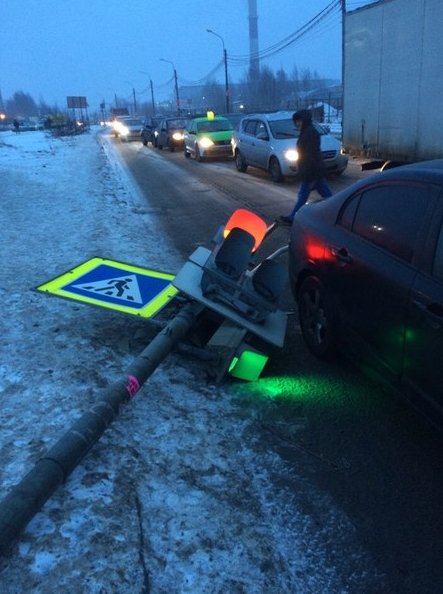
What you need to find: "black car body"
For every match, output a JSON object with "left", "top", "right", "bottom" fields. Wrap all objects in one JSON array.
[
  {"left": 288, "top": 159, "right": 443, "bottom": 423},
  {"left": 156, "top": 117, "right": 188, "bottom": 151},
  {"left": 141, "top": 116, "right": 163, "bottom": 146}
]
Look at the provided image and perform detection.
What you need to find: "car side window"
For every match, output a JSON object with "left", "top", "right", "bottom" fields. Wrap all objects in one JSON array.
[
  {"left": 351, "top": 184, "right": 429, "bottom": 262},
  {"left": 256, "top": 121, "right": 268, "bottom": 139},
  {"left": 338, "top": 193, "right": 361, "bottom": 230},
  {"left": 244, "top": 120, "right": 257, "bottom": 135}
]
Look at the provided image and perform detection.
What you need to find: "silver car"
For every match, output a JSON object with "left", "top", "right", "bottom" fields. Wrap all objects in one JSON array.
[
  {"left": 117, "top": 117, "right": 144, "bottom": 142},
  {"left": 232, "top": 111, "right": 348, "bottom": 182}
]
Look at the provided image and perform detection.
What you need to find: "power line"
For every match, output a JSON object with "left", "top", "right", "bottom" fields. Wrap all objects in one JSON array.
[
  {"left": 228, "top": 0, "right": 341, "bottom": 64},
  {"left": 166, "top": 1, "right": 342, "bottom": 89}
]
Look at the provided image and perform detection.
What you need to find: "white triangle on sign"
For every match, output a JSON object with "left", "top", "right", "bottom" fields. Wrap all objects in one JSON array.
[{"left": 72, "top": 274, "right": 143, "bottom": 304}]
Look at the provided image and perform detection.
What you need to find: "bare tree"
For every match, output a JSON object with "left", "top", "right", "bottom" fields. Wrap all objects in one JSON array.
[{"left": 6, "top": 91, "right": 38, "bottom": 118}]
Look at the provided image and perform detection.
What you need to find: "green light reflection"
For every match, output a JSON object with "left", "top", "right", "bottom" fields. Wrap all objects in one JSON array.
[{"left": 241, "top": 375, "right": 339, "bottom": 403}]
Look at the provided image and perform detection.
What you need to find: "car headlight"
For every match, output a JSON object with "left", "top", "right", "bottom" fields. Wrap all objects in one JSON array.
[
  {"left": 172, "top": 132, "right": 184, "bottom": 141},
  {"left": 120, "top": 126, "right": 129, "bottom": 136},
  {"left": 284, "top": 149, "right": 298, "bottom": 162},
  {"left": 199, "top": 136, "right": 214, "bottom": 149}
]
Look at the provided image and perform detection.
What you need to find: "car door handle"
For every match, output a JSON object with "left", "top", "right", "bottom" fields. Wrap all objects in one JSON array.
[{"left": 330, "top": 246, "right": 352, "bottom": 264}]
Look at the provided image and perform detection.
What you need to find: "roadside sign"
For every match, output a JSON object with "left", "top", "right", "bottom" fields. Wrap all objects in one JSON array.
[{"left": 36, "top": 257, "right": 178, "bottom": 318}]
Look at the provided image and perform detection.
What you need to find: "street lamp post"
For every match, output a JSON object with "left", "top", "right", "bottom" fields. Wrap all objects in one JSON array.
[
  {"left": 206, "top": 28, "right": 230, "bottom": 113},
  {"left": 160, "top": 58, "right": 180, "bottom": 114}
]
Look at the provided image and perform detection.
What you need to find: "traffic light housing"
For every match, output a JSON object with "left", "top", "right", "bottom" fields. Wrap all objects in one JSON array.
[
  {"left": 172, "top": 208, "right": 288, "bottom": 381},
  {"left": 201, "top": 210, "right": 287, "bottom": 322}
]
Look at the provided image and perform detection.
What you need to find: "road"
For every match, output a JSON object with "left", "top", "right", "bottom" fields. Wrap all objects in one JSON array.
[{"left": 108, "top": 134, "right": 443, "bottom": 594}]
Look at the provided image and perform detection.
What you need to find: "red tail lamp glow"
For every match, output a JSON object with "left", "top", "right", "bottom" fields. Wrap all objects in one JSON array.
[{"left": 223, "top": 209, "right": 268, "bottom": 252}]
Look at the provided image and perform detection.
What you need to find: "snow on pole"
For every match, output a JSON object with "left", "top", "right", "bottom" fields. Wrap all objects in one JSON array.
[{"left": 0, "top": 301, "right": 203, "bottom": 555}]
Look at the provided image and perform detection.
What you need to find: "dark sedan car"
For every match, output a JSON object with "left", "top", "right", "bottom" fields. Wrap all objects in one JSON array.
[
  {"left": 141, "top": 116, "right": 164, "bottom": 146},
  {"left": 156, "top": 117, "right": 188, "bottom": 151},
  {"left": 288, "top": 159, "right": 443, "bottom": 424}
]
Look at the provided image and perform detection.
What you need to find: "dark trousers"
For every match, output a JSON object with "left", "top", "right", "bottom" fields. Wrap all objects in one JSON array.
[{"left": 289, "top": 178, "right": 332, "bottom": 219}]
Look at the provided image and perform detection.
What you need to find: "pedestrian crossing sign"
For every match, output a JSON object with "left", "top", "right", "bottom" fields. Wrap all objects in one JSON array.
[{"left": 36, "top": 257, "right": 178, "bottom": 318}]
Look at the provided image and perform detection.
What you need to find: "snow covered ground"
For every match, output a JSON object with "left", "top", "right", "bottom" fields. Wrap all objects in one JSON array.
[{"left": 0, "top": 129, "right": 381, "bottom": 593}]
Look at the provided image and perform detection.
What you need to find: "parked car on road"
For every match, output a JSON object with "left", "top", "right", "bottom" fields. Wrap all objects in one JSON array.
[
  {"left": 156, "top": 117, "right": 188, "bottom": 151},
  {"left": 183, "top": 114, "right": 233, "bottom": 161},
  {"left": 117, "top": 117, "right": 144, "bottom": 142},
  {"left": 288, "top": 159, "right": 443, "bottom": 424},
  {"left": 111, "top": 115, "right": 132, "bottom": 138},
  {"left": 141, "top": 116, "right": 164, "bottom": 146},
  {"left": 232, "top": 111, "right": 348, "bottom": 182}
]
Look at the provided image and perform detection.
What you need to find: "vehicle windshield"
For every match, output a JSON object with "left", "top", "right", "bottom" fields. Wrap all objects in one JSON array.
[
  {"left": 197, "top": 119, "right": 233, "bottom": 133},
  {"left": 268, "top": 119, "right": 298, "bottom": 139},
  {"left": 268, "top": 118, "right": 327, "bottom": 138},
  {"left": 167, "top": 119, "right": 187, "bottom": 129}
]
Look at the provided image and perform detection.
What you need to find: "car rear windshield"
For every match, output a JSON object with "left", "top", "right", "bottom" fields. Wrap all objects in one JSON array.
[{"left": 197, "top": 120, "right": 233, "bottom": 133}]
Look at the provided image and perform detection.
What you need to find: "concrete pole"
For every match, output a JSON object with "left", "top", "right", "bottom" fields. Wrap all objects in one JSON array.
[
  {"left": 150, "top": 79, "right": 156, "bottom": 115},
  {"left": 173, "top": 69, "right": 180, "bottom": 114},
  {"left": 132, "top": 87, "right": 137, "bottom": 114},
  {"left": 223, "top": 48, "right": 230, "bottom": 113},
  {"left": 0, "top": 301, "right": 202, "bottom": 555}
]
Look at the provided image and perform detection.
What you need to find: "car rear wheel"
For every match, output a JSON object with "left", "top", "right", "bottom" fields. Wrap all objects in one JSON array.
[
  {"left": 184, "top": 146, "right": 190, "bottom": 158},
  {"left": 298, "top": 276, "right": 336, "bottom": 358},
  {"left": 235, "top": 150, "right": 247, "bottom": 172},
  {"left": 195, "top": 145, "right": 203, "bottom": 162},
  {"left": 269, "top": 157, "right": 283, "bottom": 182}
]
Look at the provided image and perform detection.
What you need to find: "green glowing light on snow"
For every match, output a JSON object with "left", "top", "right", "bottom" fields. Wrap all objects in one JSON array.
[{"left": 240, "top": 375, "right": 347, "bottom": 404}]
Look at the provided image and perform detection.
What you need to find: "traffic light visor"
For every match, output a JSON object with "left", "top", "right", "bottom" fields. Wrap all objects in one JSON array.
[{"left": 223, "top": 209, "right": 267, "bottom": 252}]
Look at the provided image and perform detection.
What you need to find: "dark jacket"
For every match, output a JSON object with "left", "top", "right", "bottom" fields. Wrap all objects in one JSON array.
[{"left": 295, "top": 111, "right": 325, "bottom": 182}]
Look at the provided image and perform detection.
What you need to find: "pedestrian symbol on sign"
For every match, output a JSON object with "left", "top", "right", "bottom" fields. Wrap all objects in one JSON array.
[{"left": 72, "top": 274, "right": 143, "bottom": 303}]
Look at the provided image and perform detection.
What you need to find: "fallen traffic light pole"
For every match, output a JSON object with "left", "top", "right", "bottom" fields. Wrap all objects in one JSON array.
[
  {"left": 0, "top": 209, "right": 288, "bottom": 555},
  {"left": 0, "top": 301, "right": 202, "bottom": 555}
]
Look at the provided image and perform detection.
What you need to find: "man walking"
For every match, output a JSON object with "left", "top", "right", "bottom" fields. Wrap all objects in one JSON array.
[{"left": 280, "top": 109, "right": 332, "bottom": 224}]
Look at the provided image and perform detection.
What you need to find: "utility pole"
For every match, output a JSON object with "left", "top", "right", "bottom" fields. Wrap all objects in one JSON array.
[
  {"left": 132, "top": 87, "right": 137, "bottom": 114},
  {"left": 223, "top": 48, "right": 230, "bottom": 113},
  {"left": 139, "top": 71, "right": 156, "bottom": 116},
  {"left": 173, "top": 69, "right": 180, "bottom": 114},
  {"left": 207, "top": 29, "right": 230, "bottom": 113},
  {"left": 150, "top": 79, "right": 156, "bottom": 115},
  {"left": 160, "top": 59, "right": 180, "bottom": 115}
]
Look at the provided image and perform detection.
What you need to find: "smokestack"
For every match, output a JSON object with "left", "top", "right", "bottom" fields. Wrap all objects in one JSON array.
[{"left": 248, "top": 0, "right": 260, "bottom": 80}]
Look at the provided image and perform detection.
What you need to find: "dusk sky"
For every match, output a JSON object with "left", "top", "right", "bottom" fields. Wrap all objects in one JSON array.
[{"left": 1, "top": 0, "right": 374, "bottom": 113}]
